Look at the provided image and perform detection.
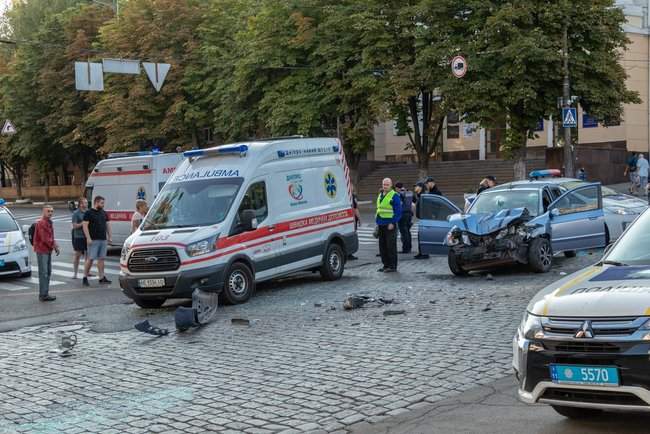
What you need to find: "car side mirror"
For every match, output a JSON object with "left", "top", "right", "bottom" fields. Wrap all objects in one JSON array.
[
  {"left": 550, "top": 208, "right": 560, "bottom": 218},
  {"left": 240, "top": 209, "right": 257, "bottom": 232}
]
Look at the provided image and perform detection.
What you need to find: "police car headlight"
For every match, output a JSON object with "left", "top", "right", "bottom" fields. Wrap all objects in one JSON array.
[
  {"left": 520, "top": 312, "right": 544, "bottom": 340},
  {"left": 12, "top": 240, "right": 26, "bottom": 252},
  {"left": 446, "top": 227, "right": 461, "bottom": 246},
  {"left": 186, "top": 236, "right": 218, "bottom": 257}
]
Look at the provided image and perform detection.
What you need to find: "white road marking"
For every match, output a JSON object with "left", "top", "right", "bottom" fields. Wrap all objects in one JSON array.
[
  {"left": 0, "top": 282, "right": 30, "bottom": 291},
  {"left": 15, "top": 277, "right": 64, "bottom": 286}
]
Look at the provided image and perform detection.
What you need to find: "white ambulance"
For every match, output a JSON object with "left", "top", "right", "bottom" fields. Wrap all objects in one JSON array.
[
  {"left": 119, "top": 137, "right": 358, "bottom": 308},
  {"left": 84, "top": 151, "right": 184, "bottom": 246}
]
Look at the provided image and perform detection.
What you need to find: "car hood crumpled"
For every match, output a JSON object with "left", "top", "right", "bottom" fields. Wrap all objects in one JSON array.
[
  {"left": 448, "top": 207, "right": 530, "bottom": 236},
  {"left": 528, "top": 265, "right": 650, "bottom": 317}
]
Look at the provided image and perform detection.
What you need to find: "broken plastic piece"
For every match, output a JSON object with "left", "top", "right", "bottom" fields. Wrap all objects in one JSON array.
[
  {"left": 134, "top": 320, "right": 169, "bottom": 336},
  {"left": 175, "top": 289, "right": 219, "bottom": 331}
]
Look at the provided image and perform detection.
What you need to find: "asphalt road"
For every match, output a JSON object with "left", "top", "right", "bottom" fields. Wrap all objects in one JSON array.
[{"left": 352, "top": 376, "right": 650, "bottom": 434}]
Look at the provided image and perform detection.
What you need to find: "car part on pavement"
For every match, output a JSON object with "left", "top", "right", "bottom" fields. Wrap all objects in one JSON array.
[
  {"left": 175, "top": 288, "right": 219, "bottom": 332},
  {"left": 134, "top": 320, "right": 169, "bottom": 337}
]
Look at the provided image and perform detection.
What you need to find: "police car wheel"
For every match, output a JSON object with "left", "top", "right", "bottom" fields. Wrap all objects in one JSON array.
[
  {"left": 320, "top": 243, "right": 344, "bottom": 281},
  {"left": 221, "top": 262, "right": 254, "bottom": 305},
  {"left": 529, "top": 238, "right": 552, "bottom": 273},
  {"left": 447, "top": 250, "right": 468, "bottom": 276},
  {"left": 133, "top": 298, "right": 166, "bottom": 309},
  {"left": 551, "top": 405, "right": 602, "bottom": 419}
]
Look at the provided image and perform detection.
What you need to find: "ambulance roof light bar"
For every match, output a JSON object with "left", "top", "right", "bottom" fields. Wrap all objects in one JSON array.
[
  {"left": 184, "top": 144, "right": 249, "bottom": 159},
  {"left": 107, "top": 150, "right": 162, "bottom": 159},
  {"left": 0, "top": 198, "right": 5, "bottom": 206}
]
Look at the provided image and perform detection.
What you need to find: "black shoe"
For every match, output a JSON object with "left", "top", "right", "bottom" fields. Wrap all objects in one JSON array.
[
  {"left": 377, "top": 267, "right": 386, "bottom": 272},
  {"left": 347, "top": 254, "right": 358, "bottom": 260},
  {"left": 39, "top": 295, "right": 56, "bottom": 302},
  {"left": 99, "top": 277, "right": 112, "bottom": 284},
  {"left": 384, "top": 268, "right": 397, "bottom": 273},
  {"left": 414, "top": 254, "right": 430, "bottom": 259},
  {"left": 82, "top": 277, "right": 89, "bottom": 287}
]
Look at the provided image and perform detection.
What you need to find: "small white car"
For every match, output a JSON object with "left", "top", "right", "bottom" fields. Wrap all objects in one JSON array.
[{"left": 0, "top": 199, "right": 31, "bottom": 277}]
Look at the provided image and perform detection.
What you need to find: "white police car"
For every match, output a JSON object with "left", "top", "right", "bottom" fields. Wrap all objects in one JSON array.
[{"left": 0, "top": 199, "right": 31, "bottom": 277}]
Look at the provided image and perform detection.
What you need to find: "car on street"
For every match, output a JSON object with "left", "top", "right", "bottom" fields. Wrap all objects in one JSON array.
[
  {"left": 418, "top": 181, "right": 607, "bottom": 275},
  {"left": 514, "top": 207, "right": 650, "bottom": 418},
  {"left": 0, "top": 199, "right": 31, "bottom": 278}
]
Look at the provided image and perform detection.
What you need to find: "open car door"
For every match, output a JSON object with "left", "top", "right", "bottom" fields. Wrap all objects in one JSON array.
[
  {"left": 548, "top": 183, "right": 606, "bottom": 252},
  {"left": 418, "top": 194, "right": 462, "bottom": 255}
]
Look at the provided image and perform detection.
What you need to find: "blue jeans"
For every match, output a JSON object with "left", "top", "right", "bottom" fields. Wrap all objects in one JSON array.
[{"left": 36, "top": 253, "right": 52, "bottom": 298}]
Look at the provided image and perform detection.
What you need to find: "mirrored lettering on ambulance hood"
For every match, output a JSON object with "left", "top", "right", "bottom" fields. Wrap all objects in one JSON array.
[{"left": 142, "top": 178, "right": 243, "bottom": 230}]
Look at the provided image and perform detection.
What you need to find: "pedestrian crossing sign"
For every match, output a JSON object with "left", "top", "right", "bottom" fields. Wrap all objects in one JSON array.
[
  {"left": 562, "top": 108, "right": 577, "bottom": 128},
  {"left": 1, "top": 119, "right": 16, "bottom": 135}
]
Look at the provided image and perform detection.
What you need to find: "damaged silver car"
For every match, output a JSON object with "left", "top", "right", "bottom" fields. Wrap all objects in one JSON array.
[{"left": 417, "top": 182, "right": 608, "bottom": 275}]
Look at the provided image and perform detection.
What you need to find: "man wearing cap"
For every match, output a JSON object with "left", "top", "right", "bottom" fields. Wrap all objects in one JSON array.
[
  {"left": 395, "top": 182, "right": 414, "bottom": 254},
  {"left": 376, "top": 178, "right": 401, "bottom": 272},
  {"left": 476, "top": 175, "right": 497, "bottom": 195},
  {"left": 425, "top": 177, "right": 442, "bottom": 196}
]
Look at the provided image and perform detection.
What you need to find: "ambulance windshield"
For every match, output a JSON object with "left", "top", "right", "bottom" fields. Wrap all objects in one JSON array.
[{"left": 143, "top": 178, "right": 243, "bottom": 230}]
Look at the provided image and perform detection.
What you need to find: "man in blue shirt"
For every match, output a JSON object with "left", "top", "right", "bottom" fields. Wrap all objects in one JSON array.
[{"left": 376, "top": 178, "right": 402, "bottom": 272}]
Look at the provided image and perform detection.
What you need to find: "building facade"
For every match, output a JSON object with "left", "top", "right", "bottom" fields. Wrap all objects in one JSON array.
[{"left": 371, "top": 0, "right": 650, "bottom": 163}]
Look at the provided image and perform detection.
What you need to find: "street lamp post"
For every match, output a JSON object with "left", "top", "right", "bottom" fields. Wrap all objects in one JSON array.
[{"left": 562, "top": 21, "right": 575, "bottom": 178}]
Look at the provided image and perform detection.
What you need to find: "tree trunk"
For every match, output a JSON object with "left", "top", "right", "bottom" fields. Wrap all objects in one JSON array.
[
  {"left": 0, "top": 161, "right": 6, "bottom": 188},
  {"left": 512, "top": 141, "right": 527, "bottom": 181},
  {"left": 417, "top": 150, "right": 429, "bottom": 180},
  {"left": 44, "top": 173, "right": 50, "bottom": 203}
]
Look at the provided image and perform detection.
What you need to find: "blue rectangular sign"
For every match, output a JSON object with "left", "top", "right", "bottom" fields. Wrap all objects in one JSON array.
[
  {"left": 562, "top": 108, "right": 577, "bottom": 128},
  {"left": 583, "top": 113, "right": 598, "bottom": 128},
  {"left": 550, "top": 364, "right": 619, "bottom": 386}
]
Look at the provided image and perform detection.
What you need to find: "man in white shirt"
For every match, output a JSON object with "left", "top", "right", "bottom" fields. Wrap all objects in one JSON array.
[{"left": 637, "top": 154, "right": 649, "bottom": 195}]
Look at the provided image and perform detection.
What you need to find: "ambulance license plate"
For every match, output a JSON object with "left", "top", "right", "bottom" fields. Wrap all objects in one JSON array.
[
  {"left": 138, "top": 278, "right": 165, "bottom": 288},
  {"left": 550, "top": 364, "right": 619, "bottom": 386}
]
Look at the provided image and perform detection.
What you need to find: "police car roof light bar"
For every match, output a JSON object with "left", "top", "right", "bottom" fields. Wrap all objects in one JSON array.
[
  {"left": 0, "top": 198, "right": 5, "bottom": 206},
  {"left": 529, "top": 169, "right": 561, "bottom": 180}
]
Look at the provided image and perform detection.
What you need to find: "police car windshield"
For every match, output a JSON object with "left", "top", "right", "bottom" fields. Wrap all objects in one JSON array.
[
  {"left": 143, "top": 178, "right": 243, "bottom": 230},
  {"left": 605, "top": 210, "right": 650, "bottom": 265},
  {"left": 470, "top": 190, "right": 540, "bottom": 216},
  {"left": 0, "top": 212, "right": 18, "bottom": 232}
]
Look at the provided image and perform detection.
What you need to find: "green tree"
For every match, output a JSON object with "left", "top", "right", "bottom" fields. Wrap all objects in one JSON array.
[{"left": 453, "top": 0, "right": 640, "bottom": 179}]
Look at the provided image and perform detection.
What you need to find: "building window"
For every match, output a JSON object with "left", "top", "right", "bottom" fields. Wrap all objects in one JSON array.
[
  {"left": 447, "top": 112, "right": 460, "bottom": 124},
  {"left": 447, "top": 125, "right": 460, "bottom": 139}
]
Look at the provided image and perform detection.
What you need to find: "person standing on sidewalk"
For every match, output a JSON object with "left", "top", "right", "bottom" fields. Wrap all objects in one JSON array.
[
  {"left": 82, "top": 196, "right": 112, "bottom": 286},
  {"left": 376, "top": 178, "right": 401, "bottom": 272},
  {"left": 637, "top": 154, "right": 649, "bottom": 196},
  {"left": 413, "top": 182, "right": 430, "bottom": 260},
  {"left": 71, "top": 197, "right": 88, "bottom": 279},
  {"left": 395, "top": 182, "right": 414, "bottom": 254},
  {"left": 348, "top": 191, "right": 361, "bottom": 261},
  {"left": 624, "top": 153, "right": 639, "bottom": 195},
  {"left": 33, "top": 205, "right": 59, "bottom": 302},
  {"left": 130, "top": 199, "right": 148, "bottom": 234}
]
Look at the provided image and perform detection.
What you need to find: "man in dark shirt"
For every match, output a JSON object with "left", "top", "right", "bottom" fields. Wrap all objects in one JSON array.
[
  {"left": 82, "top": 196, "right": 112, "bottom": 286},
  {"left": 425, "top": 177, "right": 442, "bottom": 196}
]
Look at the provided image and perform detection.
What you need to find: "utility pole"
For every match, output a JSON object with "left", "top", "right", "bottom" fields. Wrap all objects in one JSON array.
[{"left": 562, "top": 19, "right": 575, "bottom": 177}]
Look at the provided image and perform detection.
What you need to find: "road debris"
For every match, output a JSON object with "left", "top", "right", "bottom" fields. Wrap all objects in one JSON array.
[
  {"left": 383, "top": 310, "right": 405, "bottom": 316},
  {"left": 175, "top": 289, "right": 219, "bottom": 332},
  {"left": 134, "top": 320, "right": 169, "bottom": 337},
  {"left": 343, "top": 296, "right": 397, "bottom": 310},
  {"left": 231, "top": 318, "right": 251, "bottom": 326}
]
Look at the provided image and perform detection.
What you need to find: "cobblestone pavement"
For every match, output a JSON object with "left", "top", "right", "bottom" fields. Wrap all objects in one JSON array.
[{"left": 0, "top": 253, "right": 599, "bottom": 434}]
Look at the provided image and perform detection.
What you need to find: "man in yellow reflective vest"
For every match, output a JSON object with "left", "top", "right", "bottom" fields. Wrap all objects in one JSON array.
[{"left": 376, "top": 177, "right": 402, "bottom": 272}]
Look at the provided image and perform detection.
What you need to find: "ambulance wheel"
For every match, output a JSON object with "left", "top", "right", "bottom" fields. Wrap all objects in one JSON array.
[
  {"left": 133, "top": 298, "right": 166, "bottom": 309},
  {"left": 220, "top": 262, "right": 254, "bottom": 305},
  {"left": 448, "top": 251, "right": 468, "bottom": 276},
  {"left": 320, "top": 243, "right": 344, "bottom": 281},
  {"left": 529, "top": 237, "right": 552, "bottom": 273}
]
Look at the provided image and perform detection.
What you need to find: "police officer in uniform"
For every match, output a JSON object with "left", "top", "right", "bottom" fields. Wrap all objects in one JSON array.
[
  {"left": 376, "top": 177, "right": 401, "bottom": 272},
  {"left": 395, "top": 182, "right": 414, "bottom": 253}
]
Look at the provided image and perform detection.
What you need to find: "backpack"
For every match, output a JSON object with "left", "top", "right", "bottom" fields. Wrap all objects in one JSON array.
[{"left": 28, "top": 223, "right": 36, "bottom": 245}]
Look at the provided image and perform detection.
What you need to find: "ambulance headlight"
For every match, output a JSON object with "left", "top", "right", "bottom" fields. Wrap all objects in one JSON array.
[
  {"left": 186, "top": 236, "right": 218, "bottom": 257},
  {"left": 121, "top": 244, "right": 131, "bottom": 261},
  {"left": 12, "top": 240, "right": 27, "bottom": 252}
]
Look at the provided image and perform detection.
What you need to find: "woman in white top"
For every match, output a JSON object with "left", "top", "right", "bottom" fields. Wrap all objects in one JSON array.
[{"left": 131, "top": 199, "right": 149, "bottom": 234}]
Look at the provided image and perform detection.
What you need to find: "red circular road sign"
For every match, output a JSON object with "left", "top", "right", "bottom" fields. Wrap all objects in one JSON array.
[{"left": 451, "top": 55, "right": 467, "bottom": 78}]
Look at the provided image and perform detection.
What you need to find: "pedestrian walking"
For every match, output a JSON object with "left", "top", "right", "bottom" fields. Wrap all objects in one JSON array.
[
  {"left": 476, "top": 175, "right": 497, "bottom": 195},
  {"left": 577, "top": 167, "right": 587, "bottom": 181},
  {"left": 637, "top": 154, "right": 649, "bottom": 195},
  {"left": 413, "top": 182, "right": 430, "bottom": 260},
  {"left": 33, "top": 205, "right": 59, "bottom": 301},
  {"left": 395, "top": 182, "right": 414, "bottom": 254},
  {"left": 348, "top": 191, "right": 360, "bottom": 260},
  {"left": 624, "top": 153, "right": 639, "bottom": 194},
  {"left": 424, "top": 177, "right": 442, "bottom": 196},
  {"left": 131, "top": 199, "right": 148, "bottom": 234},
  {"left": 82, "top": 196, "right": 112, "bottom": 286},
  {"left": 71, "top": 197, "right": 88, "bottom": 279},
  {"left": 376, "top": 178, "right": 401, "bottom": 272}
]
